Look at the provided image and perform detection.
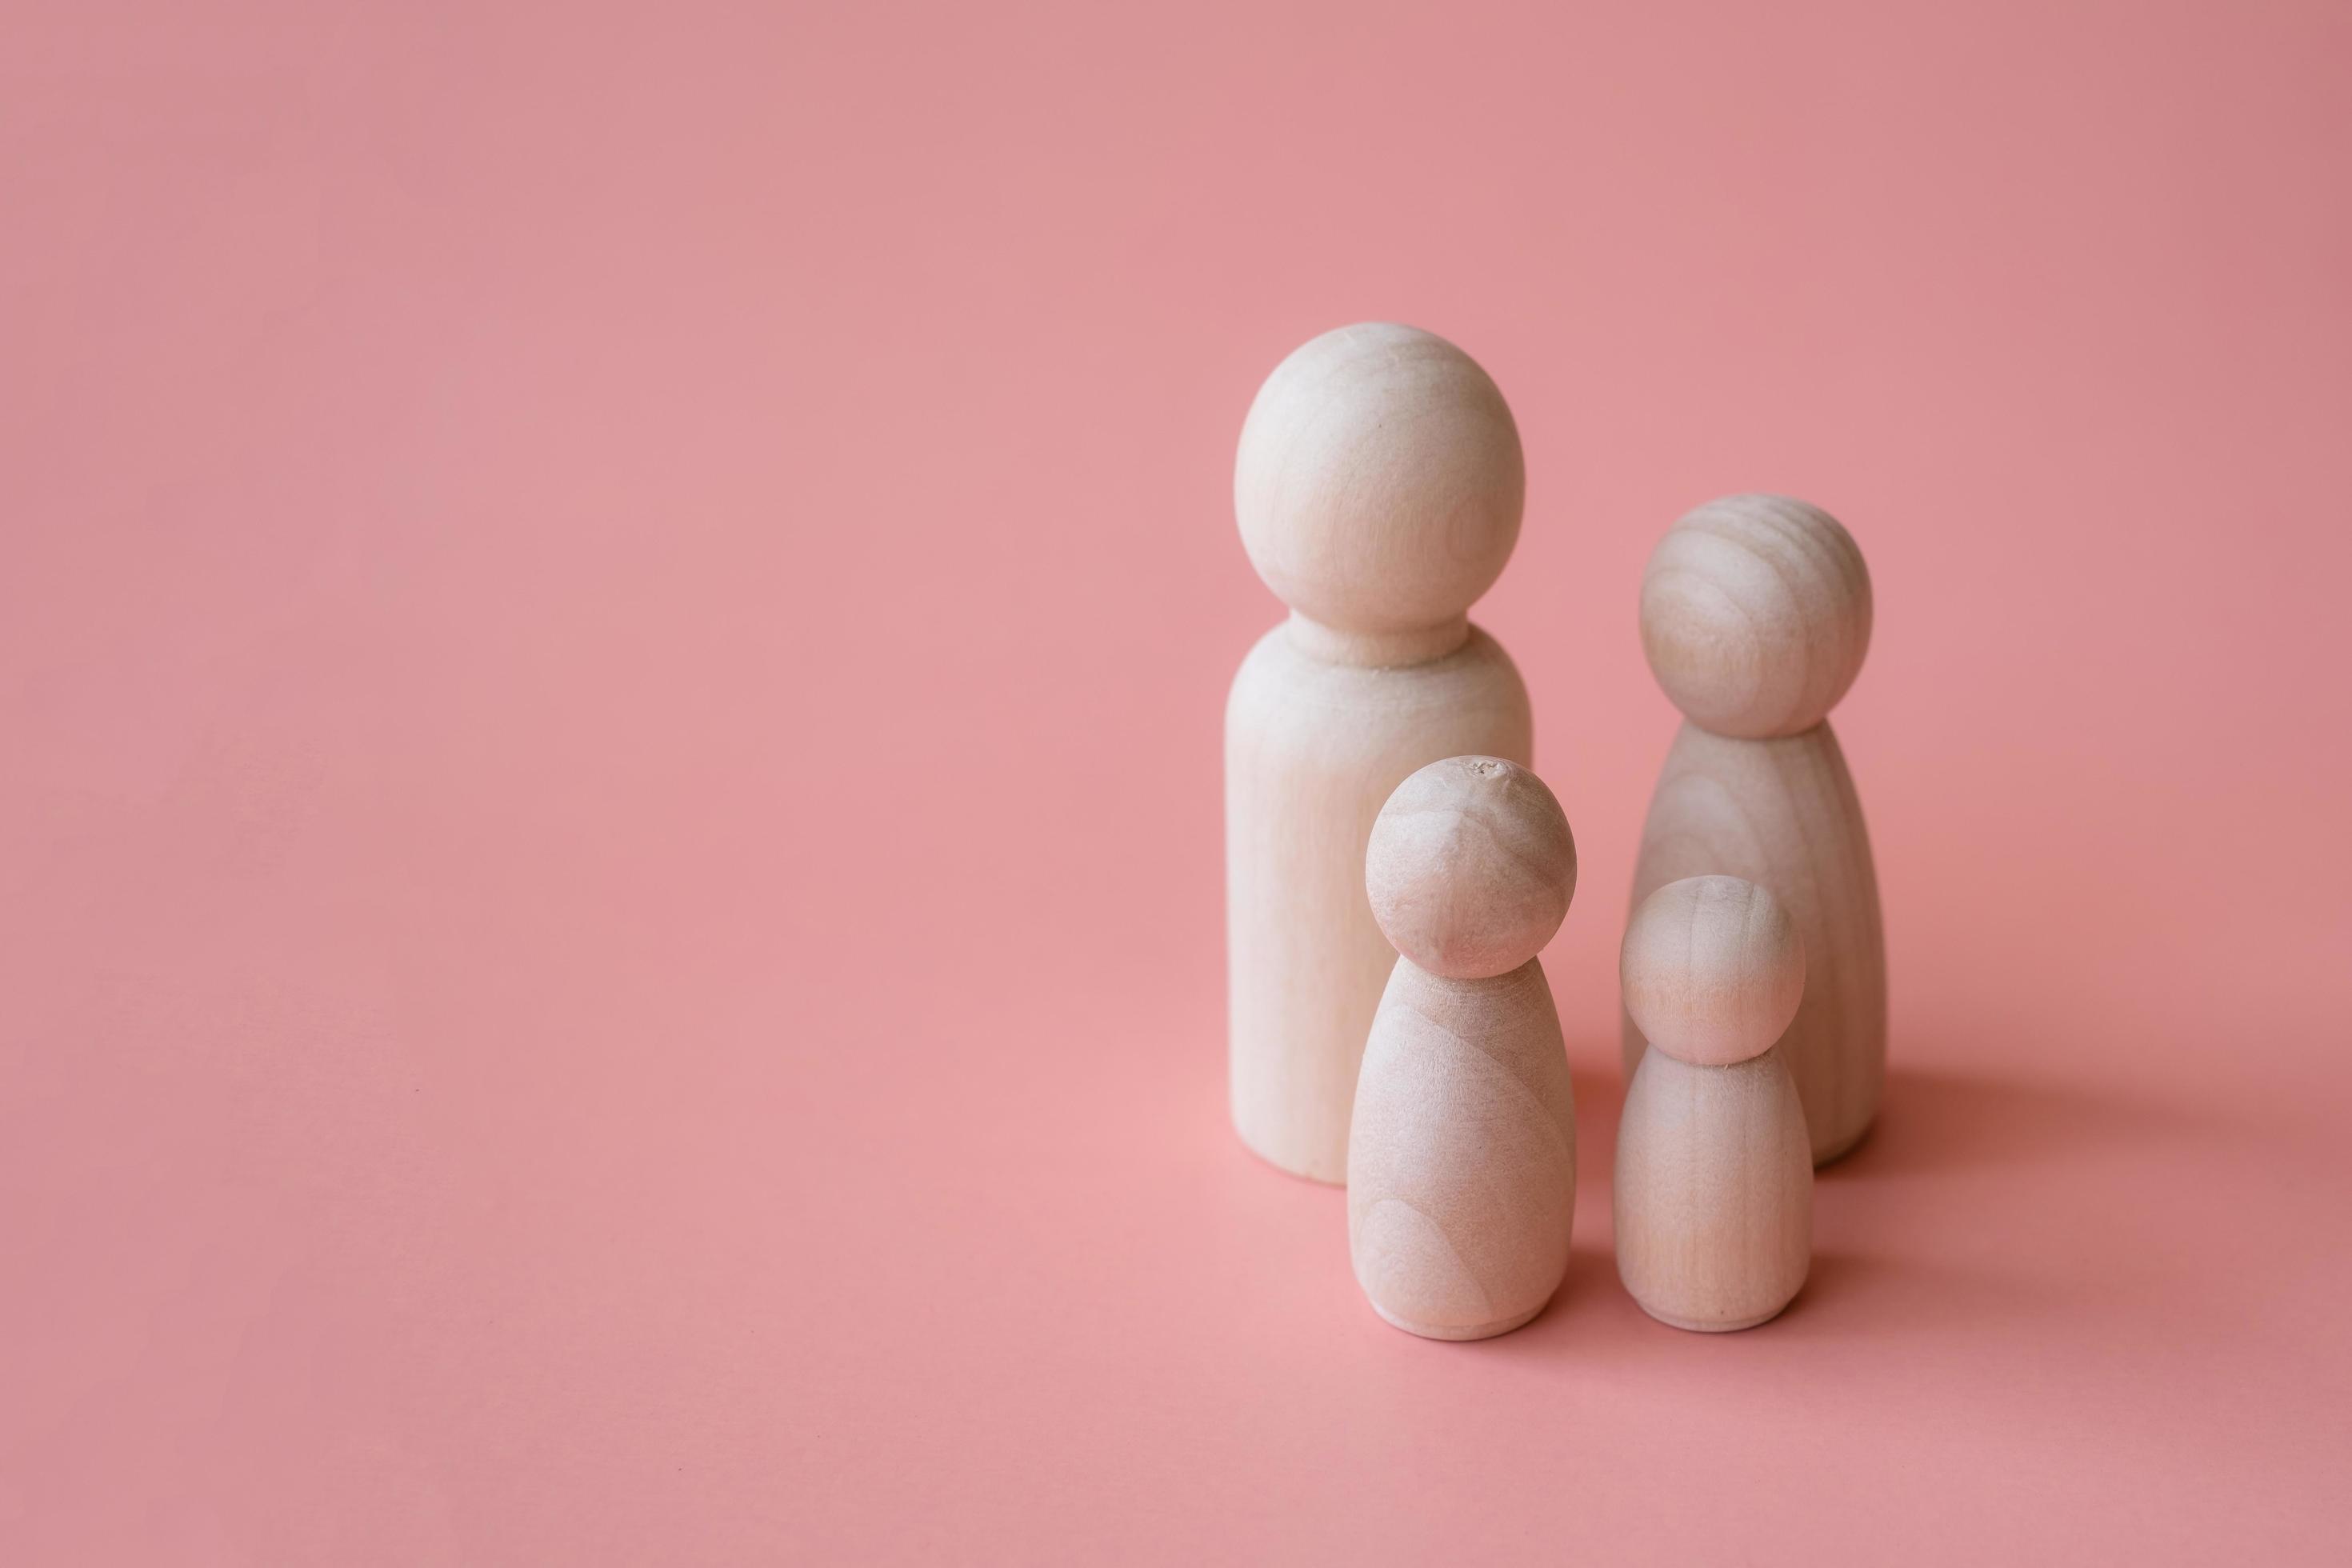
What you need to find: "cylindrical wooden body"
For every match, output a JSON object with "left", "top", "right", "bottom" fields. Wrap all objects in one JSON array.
[
  {"left": 1347, "top": 957, "right": 1575, "bottom": 1338},
  {"left": 1622, "top": 720, "right": 1885, "bottom": 1162},
  {"left": 1614, "top": 1045, "right": 1812, "bottom": 1331},
  {"left": 1226, "top": 618, "right": 1531, "bottom": 1183}
]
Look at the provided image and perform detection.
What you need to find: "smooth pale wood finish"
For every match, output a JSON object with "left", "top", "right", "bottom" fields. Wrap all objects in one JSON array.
[
  {"left": 1235, "top": 324, "right": 1523, "bottom": 642},
  {"left": 1638, "top": 494, "right": 1871, "bottom": 741},
  {"left": 1621, "top": 722, "right": 1885, "bottom": 1162},
  {"left": 1620, "top": 874, "right": 1805, "bottom": 1066},
  {"left": 1227, "top": 324, "right": 1532, "bottom": 1183},
  {"left": 1348, "top": 758, "right": 1575, "bottom": 1339},
  {"left": 1614, "top": 876, "right": 1809, "bottom": 1331},
  {"left": 1349, "top": 958, "right": 1575, "bottom": 1339},
  {"left": 1614, "top": 1046, "right": 1811, "bottom": 1332},
  {"left": 1228, "top": 629, "right": 1530, "bottom": 1182},
  {"left": 1366, "top": 755, "right": 1574, "bottom": 982},
  {"left": 1626, "top": 493, "right": 1883, "bottom": 1164}
]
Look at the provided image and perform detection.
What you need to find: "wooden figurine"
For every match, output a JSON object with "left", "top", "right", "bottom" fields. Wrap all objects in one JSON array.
[
  {"left": 1348, "top": 756, "right": 1577, "bottom": 1340},
  {"left": 1614, "top": 875, "right": 1813, "bottom": 1332},
  {"left": 1622, "top": 493, "right": 1886, "bottom": 1164},
  {"left": 1228, "top": 324, "right": 1534, "bottom": 1183}
]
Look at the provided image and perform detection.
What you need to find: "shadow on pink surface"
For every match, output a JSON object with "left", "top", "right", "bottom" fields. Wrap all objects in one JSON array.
[
  {"left": 1824, "top": 1064, "right": 2222, "bottom": 1178},
  {"left": 1478, "top": 1058, "right": 2248, "bottom": 1352}
]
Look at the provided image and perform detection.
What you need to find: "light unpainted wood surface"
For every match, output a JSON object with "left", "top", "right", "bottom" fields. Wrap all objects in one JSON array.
[
  {"left": 1226, "top": 323, "right": 1531, "bottom": 1183},
  {"left": 1228, "top": 627, "right": 1530, "bottom": 1182},
  {"left": 1347, "top": 757, "right": 1577, "bottom": 1340},
  {"left": 1614, "top": 876, "right": 1811, "bottom": 1332},
  {"left": 1234, "top": 323, "right": 1522, "bottom": 642},
  {"left": 1623, "top": 722, "right": 1885, "bottom": 1162},
  {"left": 1349, "top": 958, "right": 1578, "bottom": 1340},
  {"left": 1614, "top": 1045, "right": 1812, "bottom": 1333},
  {"left": 1365, "top": 754, "right": 1575, "bottom": 982},
  {"left": 1620, "top": 871, "right": 1807, "bottom": 1066},
  {"left": 1638, "top": 493, "right": 1870, "bottom": 741},
  {"left": 1626, "top": 494, "right": 1884, "bottom": 1163}
]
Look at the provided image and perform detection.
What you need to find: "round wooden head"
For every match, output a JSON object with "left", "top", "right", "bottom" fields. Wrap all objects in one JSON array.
[
  {"left": 1366, "top": 756, "right": 1575, "bottom": 980},
  {"left": 1621, "top": 875, "right": 1806, "bottom": 1066},
  {"left": 1234, "top": 323, "right": 1524, "bottom": 638},
  {"left": 1638, "top": 493, "right": 1871, "bottom": 738}
]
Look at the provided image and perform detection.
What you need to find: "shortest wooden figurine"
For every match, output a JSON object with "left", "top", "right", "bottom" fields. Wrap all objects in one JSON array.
[
  {"left": 1348, "top": 756, "right": 1578, "bottom": 1341},
  {"left": 1615, "top": 875, "right": 1814, "bottom": 1331}
]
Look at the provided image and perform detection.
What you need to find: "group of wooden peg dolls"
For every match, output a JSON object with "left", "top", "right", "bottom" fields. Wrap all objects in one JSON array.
[{"left": 1226, "top": 324, "right": 1885, "bottom": 1340}]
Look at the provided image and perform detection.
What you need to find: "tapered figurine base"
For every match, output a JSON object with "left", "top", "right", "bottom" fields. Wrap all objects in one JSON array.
[
  {"left": 1234, "top": 1122, "right": 1343, "bottom": 1186},
  {"left": 1371, "top": 1297, "right": 1550, "bottom": 1342},
  {"left": 1633, "top": 1296, "right": 1796, "bottom": 1334}
]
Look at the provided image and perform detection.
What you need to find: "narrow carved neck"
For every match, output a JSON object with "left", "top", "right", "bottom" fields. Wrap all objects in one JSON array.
[
  {"left": 1682, "top": 714, "right": 1836, "bottom": 745},
  {"left": 1286, "top": 612, "right": 1470, "bottom": 668}
]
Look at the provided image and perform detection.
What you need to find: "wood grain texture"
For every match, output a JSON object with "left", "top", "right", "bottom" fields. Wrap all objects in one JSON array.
[
  {"left": 1234, "top": 323, "right": 1522, "bottom": 642},
  {"left": 1228, "top": 626, "right": 1530, "bottom": 1182},
  {"left": 1614, "top": 1045, "right": 1810, "bottom": 1332},
  {"left": 1227, "top": 323, "right": 1532, "bottom": 1183},
  {"left": 1638, "top": 493, "right": 1870, "bottom": 741},
  {"left": 1627, "top": 493, "right": 1883, "bottom": 1164},
  {"left": 1348, "top": 958, "right": 1576, "bottom": 1340},
  {"left": 1620, "top": 874, "right": 1805, "bottom": 1066},
  {"left": 1366, "top": 755, "right": 1574, "bottom": 982},
  {"left": 1622, "top": 722, "right": 1885, "bottom": 1162}
]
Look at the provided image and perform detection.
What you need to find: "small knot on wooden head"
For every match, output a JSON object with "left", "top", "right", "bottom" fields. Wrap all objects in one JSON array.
[
  {"left": 1639, "top": 494, "right": 1872, "bottom": 738},
  {"left": 1366, "top": 756, "right": 1575, "bottom": 979},
  {"left": 1235, "top": 323, "right": 1523, "bottom": 640},
  {"left": 1621, "top": 875, "right": 1806, "bottom": 1065}
]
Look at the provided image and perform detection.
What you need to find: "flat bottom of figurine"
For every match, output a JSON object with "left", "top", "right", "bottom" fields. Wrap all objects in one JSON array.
[
  {"left": 1635, "top": 1298, "right": 1793, "bottom": 1334},
  {"left": 1812, "top": 1117, "right": 1874, "bottom": 1167},
  {"left": 1230, "top": 1121, "right": 1345, "bottom": 1187},
  {"left": 1371, "top": 1298, "right": 1548, "bottom": 1342}
]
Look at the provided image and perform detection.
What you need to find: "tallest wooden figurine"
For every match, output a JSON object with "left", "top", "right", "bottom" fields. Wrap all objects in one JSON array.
[{"left": 1227, "top": 324, "right": 1534, "bottom": 1183}]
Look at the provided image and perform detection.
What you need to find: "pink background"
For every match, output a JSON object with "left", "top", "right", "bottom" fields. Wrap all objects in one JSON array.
[{"left": 6, "top": 2, "right": 2350, "bottom": 1561}]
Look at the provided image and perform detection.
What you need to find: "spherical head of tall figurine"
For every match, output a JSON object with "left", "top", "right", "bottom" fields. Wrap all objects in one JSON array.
[
  {"left": 1620, "top": 875, "right": 1806, "bottom": 1066},
  {"left": 1638, "top": 494, "right": 1873, "bottom": 739},
  {"left": 1365, "top": 756, "right": 1575, "bottom": 981},
  {"left": 1234, "top": 323, "right": 1525, "bottom": 641}
]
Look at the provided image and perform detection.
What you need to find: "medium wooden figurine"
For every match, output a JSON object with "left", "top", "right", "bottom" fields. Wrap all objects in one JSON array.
[
  {"left": 1622, "top": 494, "right": 1886, "bottom": 1164},
  {"left": 1614, "top": 875, "right": 1813, "bottom": 1332},
  {"left": 1348, "top": 756, "right": 1577, "bottom": 1340},
  {"left": 1228, "top": 324, "right": 1534, "bottom": 1183}
]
